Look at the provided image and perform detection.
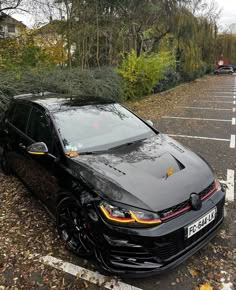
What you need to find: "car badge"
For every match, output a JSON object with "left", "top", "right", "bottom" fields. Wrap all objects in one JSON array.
[
  {"left": 189, "top": 193, "right": 202, "bottom": 210},
  {"left": 166, "top": 166, "right": 173, "bottom": 178}
]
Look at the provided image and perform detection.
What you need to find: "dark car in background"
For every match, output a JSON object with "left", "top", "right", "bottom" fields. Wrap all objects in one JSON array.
[
  {"left": 0, "top": 93, "right": 225, "bottom": 277},
  {"left": 214, "top": 66, "right": 234, "bottom": 75}
]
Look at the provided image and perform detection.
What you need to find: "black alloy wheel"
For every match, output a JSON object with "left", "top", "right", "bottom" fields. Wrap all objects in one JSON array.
[
  {"left": 56, "top": 196, "right": 94, "bottom": 257},
  {"left": 0, "top": 151, "right": 11, "bottom": 175}
]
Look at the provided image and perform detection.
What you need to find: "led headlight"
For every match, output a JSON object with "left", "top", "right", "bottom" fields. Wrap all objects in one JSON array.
[{"left": 100, "top": 201, "right": 162, "bottom": 226}]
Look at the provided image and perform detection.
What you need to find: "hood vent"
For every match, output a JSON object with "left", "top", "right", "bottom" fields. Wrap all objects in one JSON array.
[
  {"left": 104, "top": 163, "right": 126, "bottom": 176},
  {"left": 168, "top": 142, "right": 185, "bottom": 153}
]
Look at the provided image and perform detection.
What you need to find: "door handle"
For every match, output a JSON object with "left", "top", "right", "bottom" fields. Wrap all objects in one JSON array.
[{"left": 19, "top": 143, "right": 26, "bottom": 149}]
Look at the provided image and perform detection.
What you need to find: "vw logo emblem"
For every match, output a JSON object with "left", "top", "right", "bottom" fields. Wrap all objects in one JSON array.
[{"left": 189, "top": 193, "right": 202, "bottom": 210}]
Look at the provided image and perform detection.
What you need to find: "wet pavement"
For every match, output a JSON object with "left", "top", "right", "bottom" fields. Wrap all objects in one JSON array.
[{"left": 0, "top": 75, "right": 235, "bottom": 290}]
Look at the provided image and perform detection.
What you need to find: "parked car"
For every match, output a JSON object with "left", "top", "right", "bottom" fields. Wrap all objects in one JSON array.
[
  {"left": 214, "top": 66, "right": 234, "bottom": 75},
  {"left": 0, "top": 93, "right": 225, "bottom": 277},
  {"left": 218, "top": 64, "right": 236, "bottom": 72}
]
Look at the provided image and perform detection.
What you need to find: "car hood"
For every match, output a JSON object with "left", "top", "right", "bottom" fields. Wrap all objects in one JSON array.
[{"left": 68, "top": 134, "right": 214, "bottom": 212}]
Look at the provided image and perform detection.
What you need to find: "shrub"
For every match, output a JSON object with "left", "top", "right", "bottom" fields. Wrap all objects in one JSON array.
[
  {"left": 180, "top": 62, "right": 207, "bottom": 82},
  {"left": 153, "top": 68, "right": 180, "bottom": 93},
  {"left": 117, "top": 50, "right": 175, "bottom": 99}
]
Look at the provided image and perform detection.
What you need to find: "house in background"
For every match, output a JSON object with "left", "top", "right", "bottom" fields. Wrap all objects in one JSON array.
[{"left": 0, "top": 12, "right": 26, "bottom": 38}]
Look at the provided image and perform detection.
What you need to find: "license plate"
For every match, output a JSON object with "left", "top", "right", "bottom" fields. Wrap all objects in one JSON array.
[{"left": 186, "top": 207, "right": 217, "bottom": 239}]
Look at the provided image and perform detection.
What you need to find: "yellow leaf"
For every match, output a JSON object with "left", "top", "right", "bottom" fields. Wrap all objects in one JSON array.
[
  {"left": 188, "top": 267, "right": 199, "bottom": 278},
  {"left": 166, "top": 166, "right": 173, "bottom": 177},
  {"left": 196, "top": 282, "right": 213, "bottom": 290}
]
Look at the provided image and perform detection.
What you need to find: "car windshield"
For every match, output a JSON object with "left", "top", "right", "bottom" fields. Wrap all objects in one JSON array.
[{"left": 53, "top": 103, "right": 155, "bottom": 153}]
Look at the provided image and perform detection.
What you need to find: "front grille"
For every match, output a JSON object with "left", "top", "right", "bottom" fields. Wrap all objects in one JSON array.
[
  {"left": 158, "top": 181, "right": 216, "bottom": 220},
  {"left": 152, "top": 198, "right": 224, "bottom": 261},
  {"left": 102, "top": 198, "right": 224, "bottom": 273},
  {"left": 199, "top": 181, "right": 216, "bottom": 200}
]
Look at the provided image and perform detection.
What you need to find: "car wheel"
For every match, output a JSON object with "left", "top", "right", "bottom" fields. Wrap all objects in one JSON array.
[
  {"left": 0, "top": 151, "right": 11, "bottom": 175},
  {"left": 56, "top": 196, "right": 94, "bottom": 257}
]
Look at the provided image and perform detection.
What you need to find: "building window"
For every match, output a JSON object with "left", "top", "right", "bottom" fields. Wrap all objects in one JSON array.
[{"left": 8, "top": 24, "right": 15, "bottom": 33}]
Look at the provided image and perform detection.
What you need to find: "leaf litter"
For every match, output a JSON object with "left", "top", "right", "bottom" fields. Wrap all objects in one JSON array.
[{"left": 0, "top": 75, "right": 235, "bottom": 289}]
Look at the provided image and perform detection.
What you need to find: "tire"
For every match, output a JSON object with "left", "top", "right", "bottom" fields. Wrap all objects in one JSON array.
[
  {"left": 56, "top": 196, "right": 94, "bottom": 257},
  {"left": 0, "top": 151, "right": 11, "bottom": 175}
]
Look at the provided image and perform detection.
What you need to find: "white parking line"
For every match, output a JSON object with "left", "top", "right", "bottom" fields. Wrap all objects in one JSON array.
[
  {"left": 194, "top": 100, "right": 234, "bottom": 104},
  {"left": 233, "top": 108, "right": 236, "bottom": 113},
  {"left": 162, "top": 116, "right": 232, "bottom": 122},
  {"left": 206, "top": 96, "right": 235, "bottom": 99},
  {"left": 177, "top": 107, "right": 233, "bottom": 111},
  {"left": 40, "top": 256, "right": 142, "bottom": 290},
  {"left": 225, "top": 170, "right": 235, "bottom": 201},
  {"left": 232, "top": 118, "right": 236, "bottom": 125},
  {"left": 168, "top": 134, "right": 230, "bottom": 142},
  {"left": 230, "top": 135, "right": 235, "bottom": 148}
]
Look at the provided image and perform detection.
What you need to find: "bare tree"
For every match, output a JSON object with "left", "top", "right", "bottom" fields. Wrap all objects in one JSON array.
[{"left": 0, "top": 0, "right": 25, "bottom": 14}]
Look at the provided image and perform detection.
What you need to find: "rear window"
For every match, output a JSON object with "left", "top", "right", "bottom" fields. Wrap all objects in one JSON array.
[{"left": 11, "top": 103, "right": 31, "bottom": 133}]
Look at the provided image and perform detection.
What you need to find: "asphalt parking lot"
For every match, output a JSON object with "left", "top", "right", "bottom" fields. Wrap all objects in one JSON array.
[{"left": 0, "top": 75, "right": 235, "bottom": 290}]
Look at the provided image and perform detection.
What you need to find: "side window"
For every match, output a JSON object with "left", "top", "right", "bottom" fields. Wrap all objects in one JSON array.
[
  {"left": 11, "top": 103, "right": 31, "bottom": 133},
  {"left": 27, "top": 107, "right": 53, "bottom": 153}
]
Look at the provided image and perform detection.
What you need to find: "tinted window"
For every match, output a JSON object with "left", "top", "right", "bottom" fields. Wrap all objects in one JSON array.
[
  {"left": 11, "top": 103, "right": 31, "bottom": 133},
  {"left": 53, "top": 103, "right": 155, "bottom": 153},
  {"left": 7, "top": 103, "right": 17, "bottom": 122},
  {"left": 27, "top": 107, "right": 53, "bottom": 152}
]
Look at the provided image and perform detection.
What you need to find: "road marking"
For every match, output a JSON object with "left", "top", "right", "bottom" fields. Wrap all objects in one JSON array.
[
  {"left": 206, "top": 96, "right": 235, "bottom": 99},
  {"left": 219, "top": 176, "right": 235, "bottom": 202},
  {"left": 177, "top": 106, "right": 232, "bottom": 111},
  {"left": 226, "top": 170, "right": 235, "bottom": 201},
  {"left": 162, "top": 116, "right": 232, "bottom": 122},
  {"left": 168, "top": 134, "right": 230, "bottom": 142},
  {"left": 232, "top": 118, "right": 236, "bottom": 125},
  {"left": 230, "top": 135, "right": 235, "bottom": 148},
  {"left": 233, "top": 108, "right": 236, "bottom": 113},
  {"left": 40, "top": 256, "right": 142, "bottom": 290},
  {"left": 194, "top": 100, "right": 234, "bottom": 104}
]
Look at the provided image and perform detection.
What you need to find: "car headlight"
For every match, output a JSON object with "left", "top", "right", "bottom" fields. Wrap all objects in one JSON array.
[{"left": 99, "top": 201, "right": 162, "bottom": 226}]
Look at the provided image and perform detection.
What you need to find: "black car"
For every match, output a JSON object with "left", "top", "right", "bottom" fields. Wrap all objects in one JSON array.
[{"left": 0, "top": 93, "right": 225, "bottom": 277}]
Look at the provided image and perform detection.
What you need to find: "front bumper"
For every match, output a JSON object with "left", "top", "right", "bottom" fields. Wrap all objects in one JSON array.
[{"left": 95, "top": 188, "right": 225, "bottom": 277}]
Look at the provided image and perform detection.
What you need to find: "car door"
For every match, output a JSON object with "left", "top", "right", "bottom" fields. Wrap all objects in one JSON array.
[
  {"left": 223, "top": 68, "right": 229, "bottom": 74},
  {"left": 5, "top": 101, "right": 33, "bottom": 181},
  {"left": 24, "top": 105, "right": 63, "bottom": 212},
  {"left": 219, "top": 68, "right": 225, "bottom": 74}
]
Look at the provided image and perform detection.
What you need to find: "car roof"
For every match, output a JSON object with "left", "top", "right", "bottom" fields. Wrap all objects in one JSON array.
[
  {"left": 13, "top": 92, "right": 116, "bottom": 113},
  {"left": 219, "top": 65, "right": 234, "bottom": 69}
]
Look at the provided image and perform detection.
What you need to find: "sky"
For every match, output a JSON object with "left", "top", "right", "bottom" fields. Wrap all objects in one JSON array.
[
  {"left": 216, "top": 0, "right": 236, "bottom": 29},
  {"left": 11, "top": 0, "right": 236, "bottom": 30}
]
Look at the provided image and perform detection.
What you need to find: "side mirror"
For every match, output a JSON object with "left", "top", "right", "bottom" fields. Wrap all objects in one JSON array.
[
  {"left": 27, "top": 142, "right": 48, "bottom": 155},
  {"left": 146, "top": 120, "right": 154, "bottom": 127}
]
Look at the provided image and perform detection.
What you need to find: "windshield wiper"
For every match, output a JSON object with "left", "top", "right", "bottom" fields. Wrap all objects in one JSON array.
[
  {"left": 78, "top": 138, "right": 147, "bottom": 155},
  {"left": 79, "top": 150, "right": 108, "bottom": 155},
  {"left": 107, "top": 138, "right": 147, "bottom": 151}
]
